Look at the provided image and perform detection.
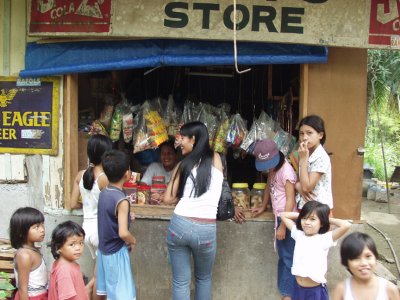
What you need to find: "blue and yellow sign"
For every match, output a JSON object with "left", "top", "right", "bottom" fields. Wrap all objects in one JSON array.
[{"left": 0, "top": 77, "right": 59, "bottom": 155}]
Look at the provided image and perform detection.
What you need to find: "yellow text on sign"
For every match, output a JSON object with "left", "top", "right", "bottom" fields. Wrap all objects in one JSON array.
[{"left": 2, "top": 111, "right": 51, "bottom": 127}]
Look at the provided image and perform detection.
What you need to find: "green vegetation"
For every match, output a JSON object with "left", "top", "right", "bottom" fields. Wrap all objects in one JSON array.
[
  {"left": 366, "top": 50, "right": 400, "bottom": 181},
  {"left": 0, "top": 272, "right": 14, "bottom": 299}
]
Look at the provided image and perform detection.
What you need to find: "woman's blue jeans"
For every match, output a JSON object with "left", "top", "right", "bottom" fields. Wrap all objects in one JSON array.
[
  {"left": 166, "top": 214, "right": 217, "bottom": 300},
  {"left": 276, "top": 217, "right": 296, "bottom": 297}
]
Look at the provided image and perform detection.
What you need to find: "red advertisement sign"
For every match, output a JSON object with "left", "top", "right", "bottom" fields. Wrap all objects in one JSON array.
[
  {"left": 29, "top": 0, "right": 112, "bottom": 33},
  {"left": 369, "top": 0, "right": 400, "bottom": 46}
]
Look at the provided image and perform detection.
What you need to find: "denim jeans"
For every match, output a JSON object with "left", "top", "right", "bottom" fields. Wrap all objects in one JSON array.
[
  {"left": 166, "top": 214, "right": 217, "bottom": 300},
  {"left": 276, "top": 217, "right": 296, "bottom": 297}
]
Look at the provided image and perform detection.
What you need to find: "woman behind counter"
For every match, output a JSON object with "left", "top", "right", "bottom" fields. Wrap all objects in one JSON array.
[
  {"left": 163, "top": 121, "right": 223, "bottom": 300},
  {"left": 140, "top": 140, "right": 178, "bottom": 185}
]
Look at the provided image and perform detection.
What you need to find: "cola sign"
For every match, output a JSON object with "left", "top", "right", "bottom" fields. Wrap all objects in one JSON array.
[{"left": 29, "top": 0, "right": 112, "bottom": 33}]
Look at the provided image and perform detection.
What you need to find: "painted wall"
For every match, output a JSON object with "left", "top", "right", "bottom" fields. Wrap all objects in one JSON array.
[
  {"left": 0, "top": 0, "right": 66, "bottom": 239},
  {"left": 306, "top": 47, "right": 368, "bottom": 220}
]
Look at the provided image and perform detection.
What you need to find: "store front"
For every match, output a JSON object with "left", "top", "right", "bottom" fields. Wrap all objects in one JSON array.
[{"left": 2, "top": 0, "right": 396, "bottom": 297}]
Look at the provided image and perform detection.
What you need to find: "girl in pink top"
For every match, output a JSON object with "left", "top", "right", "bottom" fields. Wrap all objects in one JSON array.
[
  {"left": 252, "top": 139, "right": 297, "bottom": 300},
  {"left": 48, "top": 221, "right": 89, "bottom": 300}
]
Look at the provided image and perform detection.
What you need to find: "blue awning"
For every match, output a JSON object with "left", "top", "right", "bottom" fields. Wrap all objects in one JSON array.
[{"left": 20, "top": 39, "right": 328, "bottom": 78}]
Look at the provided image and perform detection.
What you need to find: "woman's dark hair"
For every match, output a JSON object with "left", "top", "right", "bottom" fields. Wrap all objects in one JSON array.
[
  {"left": 296, "top": 201, "right": 330, "bottom": 234},
  {"left": 83, "top": 134, "right": 113, "bottom": 190},
  {"left": 299, "top": 115, "right": 326, "bottom": 145},
  {"left": 273, "top": 151, "right": 285, "bottom": 172},
  {"left": 51, "top": 221, "right": 85, "bottom": 260},
  {"left": 174, "top": 121, "right": 213, "bottom": 198},
  {"left": 340, "top": 232, "right": 378, "bottom": 271},
  {"left": 9, "top": 207, "right": 44, "bottom": 249}
]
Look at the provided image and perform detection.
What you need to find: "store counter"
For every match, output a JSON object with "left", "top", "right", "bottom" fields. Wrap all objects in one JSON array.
[{"left": 129, "top": 205, "right": 282, "bottom": 299}]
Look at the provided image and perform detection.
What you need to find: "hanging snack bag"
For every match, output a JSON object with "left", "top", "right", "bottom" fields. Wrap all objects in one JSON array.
[
  {"left": 213, "top": 114, "right": 230, "bottom": 154},
  {"left": 226, "top": 113, "right": 248, "bottom": 147},
  {"left": 89, "top": 120, "right": 109, "bottom": 136},
  {"left": 109, "top": 104, "right": 124, "bottom": 142},
  {"left": 144, "top": 110, "right": 169, "bottom": 148}
]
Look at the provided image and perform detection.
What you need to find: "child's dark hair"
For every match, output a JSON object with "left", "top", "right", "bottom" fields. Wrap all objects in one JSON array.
[
  {"left": 9, "top": 207, "right": 44, "bottom": 249},
  {"left": 83, "top": 134, "right": 113, "bottom": 190},
  {"left": 340, "top": 232, "right": 378, "bottom": 270},
  {"left": 102, "top": 149, "right": 130, "bottom": 183},
  {"left": 51, "top": 221, "right": 85, "bottom": 259},
  {"left": 296, "top": 201, "right": 330, "bottom": 234},
  {"left": 273, "top": 151, "right": 285, "bottom": 172},
  {"left": 299, "top": 115, "right": 326, "bottom": 145}
]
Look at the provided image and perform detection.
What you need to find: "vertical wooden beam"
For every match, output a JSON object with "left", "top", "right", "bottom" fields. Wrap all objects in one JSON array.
[
  {"left": 299, "top": 64, "right": 309, "bottom": 118},
  {"left": 267, "top": 65, "right": 273, "bottom": 100},
  {"left": 63, "top": 74, "right": 78, "bottom": 210}
]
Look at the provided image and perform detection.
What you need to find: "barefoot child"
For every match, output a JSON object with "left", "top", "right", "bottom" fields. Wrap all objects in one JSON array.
[
  {"left": 280, "top": 201, "right": 351, "bottom": 300},
  {"left": 333, "top": 232, "right": 400, "bottom": 300},
  {"left": 48, "top": 221, "right": 89, "bottom": 300},
  {"left": 10, "top": 207, "right": 48, "bottom": 300}
]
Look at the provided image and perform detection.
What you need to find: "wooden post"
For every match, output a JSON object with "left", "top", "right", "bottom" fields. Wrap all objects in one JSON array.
[
  {"left": 63, "top": 74, "right": 78, "bottom": 210},
  {"left": 300, "top": 64, "right": 309, "bottom": 118}
]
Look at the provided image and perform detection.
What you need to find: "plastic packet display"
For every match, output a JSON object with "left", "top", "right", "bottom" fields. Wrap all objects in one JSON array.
[
  {"left": 273, "top": 127, "right": 295, "bottom": 156},
  {"left": 197, "top": 103, "right": 218, "bottom": 147},
  {"left": 213, "top": 114, "right": 230, "bottom": 154},
  {"left": 226, "top": 113, "right": 248, "bottom": 147}
]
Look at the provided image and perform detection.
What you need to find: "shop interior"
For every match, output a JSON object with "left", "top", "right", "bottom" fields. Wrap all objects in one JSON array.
[{"left": 77, "top": 64, "right": 300, "bottom": 189}]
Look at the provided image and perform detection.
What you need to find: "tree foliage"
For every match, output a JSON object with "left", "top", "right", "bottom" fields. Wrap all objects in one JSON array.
[{"left": 366, "top": 50, "right": 400, "bottom": 181}]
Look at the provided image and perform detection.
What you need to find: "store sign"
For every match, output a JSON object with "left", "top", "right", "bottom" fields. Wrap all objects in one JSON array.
[
  {"left": 29, "top": 0, "right": 112, "bottom": 33},
  {"left": 369, "top": 0, "right": 400, "bottom": 46},
  {"left": 27, "top": 0, "right": 399, "bottom": 49},
  {"left": 0, "top": 77, "right": 59, "bottom": 155}
]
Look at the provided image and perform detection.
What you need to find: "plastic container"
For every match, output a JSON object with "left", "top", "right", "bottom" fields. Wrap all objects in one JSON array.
[
  {"left": 123, "top": 182, "right": 138, "bottom": 204},
  {"left": 150, "top": 184, "right": 167, "bottom": 205},
  {"left": 152, "top": 175, "right": 165, "bottom": 185},
  {"left": 137, "top": 184, "right": 151, "bottom": 205},
  {"left": 251, "top": 183, "right": 266, "bottom": 209},
  {"left": 232, "top": 183, "right": 251, "bottom": 209}
]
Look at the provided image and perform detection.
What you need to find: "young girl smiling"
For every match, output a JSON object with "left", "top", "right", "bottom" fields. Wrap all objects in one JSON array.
[
  {"left": 280, "top": 201, "right": 351, "bottom": 300},
  {"left": 333, "top": 232, "right": 400, "bottom": 300}
]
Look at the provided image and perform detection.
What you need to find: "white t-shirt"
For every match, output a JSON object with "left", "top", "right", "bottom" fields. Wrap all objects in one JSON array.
[
  {"left": 174, "top": 166, "right": 223, "bottom": 219},
  {"left": 296, "top": 144, "right": 333, "bottom": 209},
  {"left": 141, "top": 162, "right": 173, "bottom": 185},
  {"left": 344, "top": 277, "right": 388, "bottom": 300},
  {"left": 291, "top": 226, "right": 334, "bottom": 284}
]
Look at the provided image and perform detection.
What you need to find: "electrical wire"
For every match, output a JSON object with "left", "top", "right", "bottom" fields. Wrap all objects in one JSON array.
[
  {"left": 233, "top": 0, "right": 251, "bottom": 75},
  {"left": 367, "top": 221, "right": 400, "bottom": 278}
]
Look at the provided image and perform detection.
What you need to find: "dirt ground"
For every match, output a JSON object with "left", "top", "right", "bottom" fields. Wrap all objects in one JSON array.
[{"left": 361, "top": 191, "right": 400, "bottom": 283}]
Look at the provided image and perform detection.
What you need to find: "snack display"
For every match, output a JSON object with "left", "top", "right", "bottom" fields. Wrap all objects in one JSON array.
[
  {"left": 137, "top": 184, "right": 151, "bottom": 205},
  {"left": 123, "top": 181, "right": 138, "bottom": 204},
  {"left": 150, "top": 184, "right": 166, "bottom": 205},
  {"left": 251, "top": 183, "right": 266, "bottom": 209},
  {"left": 232, "top": 183, "right": 251, "bottom": 209}
]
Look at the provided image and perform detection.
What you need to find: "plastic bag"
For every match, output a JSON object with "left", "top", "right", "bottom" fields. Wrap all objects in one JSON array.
[
  {"left": 213, "top": 113, "right": 230, "bottom": 154},
  {"left": 226, "top": 114, "right": 248, "bottom": 147},
  {"left": 197, "top": 103, "right": 218, "bottom": 147}
]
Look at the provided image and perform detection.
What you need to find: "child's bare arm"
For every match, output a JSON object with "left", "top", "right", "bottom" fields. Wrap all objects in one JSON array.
[
  {"left": 15, "top": 250, "right": 32, "bottom": 300},
  {"left": 70, "top": 170, "right": 84, "bottom": 209},
  {"left": 117, "top": 200, "right": 136, "bottom": 246},
  {"left": 280, "top": 211, "right": 299, "bottom": 231},
  {"left": 330, "top": 217, "right": 351, "bottom": 241},
  {"left": 332, "top": 280, "right": 345, "bottom": 300},
  {"left": 387, "top": 279, "right": 400, "bottom": 300}
]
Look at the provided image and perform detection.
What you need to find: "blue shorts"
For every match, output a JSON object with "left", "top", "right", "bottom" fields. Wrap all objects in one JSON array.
[
  {"left": 96, "top": 245, "right": 136, "bottom": 300},
  {"left": 293, "top": 281, "right": 328, "bottom": 300}
]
